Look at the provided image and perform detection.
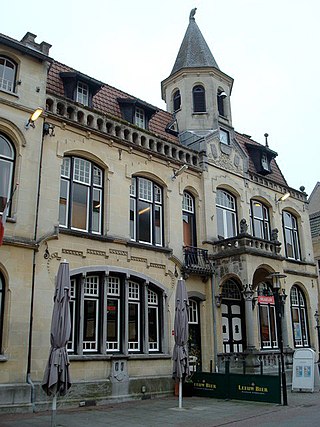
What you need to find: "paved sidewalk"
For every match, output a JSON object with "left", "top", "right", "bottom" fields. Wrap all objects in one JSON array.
[{"left": 1, "top": 391, "right": 320, "bottom": 427}]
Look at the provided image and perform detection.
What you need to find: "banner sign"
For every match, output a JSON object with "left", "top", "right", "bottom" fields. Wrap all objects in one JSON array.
[{"left": 192, "top": 372, "right": 281, "bottom": 404}]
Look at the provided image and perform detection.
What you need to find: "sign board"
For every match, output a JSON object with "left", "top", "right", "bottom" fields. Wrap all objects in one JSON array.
[
  {"left": 258, "top": 296, "right": 274, "bottom": 304},
  {"left": 292, "top": 348, "right": 319, "bottom": 392},
  {"left": 192, "top": 372, "right": 281, "bottom": 404}
]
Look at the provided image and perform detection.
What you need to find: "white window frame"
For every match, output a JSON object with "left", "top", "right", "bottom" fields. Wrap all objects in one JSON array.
[
  {"left": 76, "top": 81, "right": 89, "bottom": 106},
  {"left": 216, "top": 189, "right": 237, "bottom": 239},
  {"left": 0, "top": 134, "right": 15, "bottom": 214},
  {"left": 148, "top": 289, "right": 159, "bottom": 351},
  {"left": 0, "top": 57, "right": 16, "bottom": 93},
  {"left": 283, "top": 211, "right": 301, "bottom": 260},
  {"left": 82, "top": 276, "right": 99, "bottom": 352},
  {"left": 135, "top": 107, "right": 145, "bottom": 128},
  {"left": 59, "top": 157, "right": 103, "bottom": 234}
]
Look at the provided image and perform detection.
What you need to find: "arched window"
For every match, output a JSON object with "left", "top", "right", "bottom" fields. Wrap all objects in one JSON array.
[
  {"left": 0, "top": 56, "right": 16, "bottom": 93},
  {"left": 193, "top": 85, "right": 206, "bottom": 113},
  {"left": 0, "top": 134, "right": 15, "bottom": 215},
  {"left": 130, "top": 177, "right": 163, "bottom": 246},
  {"left": 59, "top": 156, "right": 103, "bottom": 234},
  {"left": 0, "top": 272, "right": 5, "bottom": 353},
  {"left": 257, "top": 283, "right": 278, "bottom": 349},
  {"left": 282, "top": 211, "right": 301, "bottom": 260},
  {"left": 67, "top": 272, "right": 164, "bottom": 354},
  {"left": 290, "top": 285, "right": 309, "bottom": 347},
  {"left": 216, "top": 189, "right": 237, "bottom": 239},
  {"left": 217, "top": 90, "right": 226, "bottom": 116},
  {"left": 250, "top": 200, "right": 270, "bottom": 240},
  {"left": 182, "top": 191, "right": 196, "bottom": 247},
  {"left": 173, "top": 90, "right": 181, "bottom": 112}
]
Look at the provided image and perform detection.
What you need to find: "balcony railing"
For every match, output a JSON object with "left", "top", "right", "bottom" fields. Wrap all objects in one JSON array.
[
  {"left": 182, "top": 246, "right": 215, "bottom": 277},
  {"left": 211, "top": 233, "right": 282, "bottom": 260}
]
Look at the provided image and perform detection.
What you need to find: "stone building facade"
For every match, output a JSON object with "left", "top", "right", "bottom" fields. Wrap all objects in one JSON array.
[{"left": 0, "top": 11, "right": 318, "bottom": 412}]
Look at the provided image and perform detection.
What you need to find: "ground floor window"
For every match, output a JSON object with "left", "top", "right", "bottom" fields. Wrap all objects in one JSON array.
[
  {"left": 67, "top": 272, "right": 164, "bottom": 355},
  {"left": 0, "top": 272, "right": 4, "bottom": 352},
  {"left": 257, "top": 283, "right": 278, "bottom": 349},
  {"left": 290, "top": 285, "right": 309, "bottom": 347}
]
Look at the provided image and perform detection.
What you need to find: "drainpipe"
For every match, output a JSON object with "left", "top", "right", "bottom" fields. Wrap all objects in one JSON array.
[
  {"left": 211, "top": 271, "right": 218, "bottom": 372},
  {"left": 26, "top": 117, "right": 46, "bottom": 412}
]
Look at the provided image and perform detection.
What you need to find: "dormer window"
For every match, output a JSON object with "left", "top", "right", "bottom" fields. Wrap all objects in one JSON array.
[
  {"left": 193, "top": 85, "right": 206, "bottom": 113},
  {"left": 135, "top": 107, "right": 145, "bottom": 129},
  {"left": 117, "top": 98, "right": 157, "bottom": 130},
  {"left": 76, "top": 81, "right": 89, "bottom": 106},
  {"left": 60, "top": 72, "right": 103, "bottom": 108},
  {"left": 261, "top": 153, "right": 270, "bottom": 172},
  {"left": 173, "top": 90, "right": 181, "bottom": 112}
]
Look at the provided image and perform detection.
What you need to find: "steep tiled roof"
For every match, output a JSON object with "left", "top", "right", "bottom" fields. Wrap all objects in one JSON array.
[
  {"left": 47, "top": 61, "right": 179, "bottom": 144},
  {"left": 46, "top": 62, "right": 288, "bottom": 186},
  {"left": 235, "top": 132, "right": 288, "bottom": 186}
]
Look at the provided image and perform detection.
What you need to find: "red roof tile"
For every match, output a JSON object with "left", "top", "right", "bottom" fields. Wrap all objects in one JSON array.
[{"left": 47, "top": 61, "right": 179, "bottom": 144}]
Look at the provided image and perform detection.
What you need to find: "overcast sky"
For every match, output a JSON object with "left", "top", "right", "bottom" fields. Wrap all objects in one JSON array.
[{"left": 2, "top": 0, "right": 319, "bottom": 195}]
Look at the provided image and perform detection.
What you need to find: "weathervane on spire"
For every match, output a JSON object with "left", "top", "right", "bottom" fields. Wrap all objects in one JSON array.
[{"left": 189, "top": 8, "right": 197, "bottom": 20}]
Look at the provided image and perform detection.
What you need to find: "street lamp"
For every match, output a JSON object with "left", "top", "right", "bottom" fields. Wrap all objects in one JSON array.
[
  {"left": 314, "top": 310, "right": 320, "bottom": 362},
  {"left": 266, "top": 272, "right": 288, "bottom": 406}
]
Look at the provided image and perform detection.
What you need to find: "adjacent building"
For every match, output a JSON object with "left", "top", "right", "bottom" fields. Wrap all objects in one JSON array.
[{"left": 0, "top": 10, "right": 318, "bottom": 411}]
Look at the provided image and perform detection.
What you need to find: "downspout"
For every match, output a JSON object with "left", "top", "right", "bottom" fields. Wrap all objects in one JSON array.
[
  {"left": 26, "top": 117, "right": 46, "bottom": 412},
  {"left": 211, "top": 270, "right": 218, "bottom": 372}
]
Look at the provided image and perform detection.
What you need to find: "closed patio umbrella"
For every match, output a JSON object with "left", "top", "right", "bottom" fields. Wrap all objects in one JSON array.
[
  {"left": 172, "top": 278, "right": 190, "bottom": 408},
  {"left": 42, "top": 260, "right": 72, "bottom": 426}
]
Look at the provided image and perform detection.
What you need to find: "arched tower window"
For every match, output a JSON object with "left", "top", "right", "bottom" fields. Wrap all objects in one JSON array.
[
  {"left": 216, "top": 189, "right": 237, "bottom": 239},
  {"left": 173, "top": 90, "right": 181, "bottom": 112},
  {"left": 217, "top": 89, "right": 227, "bottom": 116},
  {"left": 193, "top": 85, "right": 206, "bottom": 113}
]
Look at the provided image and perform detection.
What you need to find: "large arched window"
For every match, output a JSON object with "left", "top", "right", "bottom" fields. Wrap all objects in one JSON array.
[
  {"left": 182, "top": 191, "right": 196, "bottom": 247},
  {"left": 0, "top": 272, "right": 5, "bottom": 353},
  {"left": 0, "top": 56, "right": 16, "bottom": 93},
  {"left": 67, "top": 272, "right": 164, "bottom": 355},
  {"left": 0, "top": 134, "right": 15, "bottom": 215},
  {"left": 130, "top": 177, "right": 163, "bottom": 246},
  {"left": 257, "top": 283, "right": 278, "bottom": 349},
  {"left": 290, "top": 285, "right": 309, "bottom": 347},
  {"left": 216, "top": 189, "right": 237, "bottom": 239},
  {"left": 193, "top": 85, "right": 206, "bottom": 113},
  {"left": 173, "top": 90, "right": 181, "bottom": 112},
  {"left": 282, "top": 211, "right": 301, "bottom": 260},
  {"left": 59, "top": 156, "right": 103, "bottom": 234},
  {"left": 250, "top": 199, "right": 270, "bottom": 240}
]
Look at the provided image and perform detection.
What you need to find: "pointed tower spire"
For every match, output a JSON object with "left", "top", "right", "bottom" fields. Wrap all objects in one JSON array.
[{"left": 170, "top": 8, "right": 219, "bottom": 76}]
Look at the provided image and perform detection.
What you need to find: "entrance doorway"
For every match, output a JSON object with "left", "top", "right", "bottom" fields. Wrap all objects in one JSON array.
[{"left": 221, "top": 279, "right": 246, "bottom": 353}]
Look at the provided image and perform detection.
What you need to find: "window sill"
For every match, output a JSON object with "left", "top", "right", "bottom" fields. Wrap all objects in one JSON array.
[
  {"left": 127, "top": 240, "right": 172, "bottom": 254},
  {"left": 0, "top": 354, "right": 8, "bottom": 362},
  {"left": 69, "top": 353, "right": 171, "bottom": 361},
  {"left": 192, "top": 112, "right": 207, "bottom": 116},
  {"left": 0, "top": 88, "right": 19, "bottom": 98}
]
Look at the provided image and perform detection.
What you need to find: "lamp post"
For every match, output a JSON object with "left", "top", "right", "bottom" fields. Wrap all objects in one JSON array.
[
  {"left": 314, "top": 310, "right": 320, "bottom": 362},
  {"left": 267, "top": 272, "right": 288, "bottom": 406}
]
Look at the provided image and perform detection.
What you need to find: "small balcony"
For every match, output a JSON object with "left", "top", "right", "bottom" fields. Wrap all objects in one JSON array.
[
  {"left": 182, "top": 246, "right": 215, "bottom": 278},
  {"left": 211, "top": 233, "right": 282, "bottom": 261}
]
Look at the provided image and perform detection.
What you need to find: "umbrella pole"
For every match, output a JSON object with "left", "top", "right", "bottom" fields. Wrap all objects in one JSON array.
[
  {"left": 51, "top": 394, "right": 57, "bottom": 427},
  {"left": 179, "top": 379, "right": 182, "bottom": 409}
]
